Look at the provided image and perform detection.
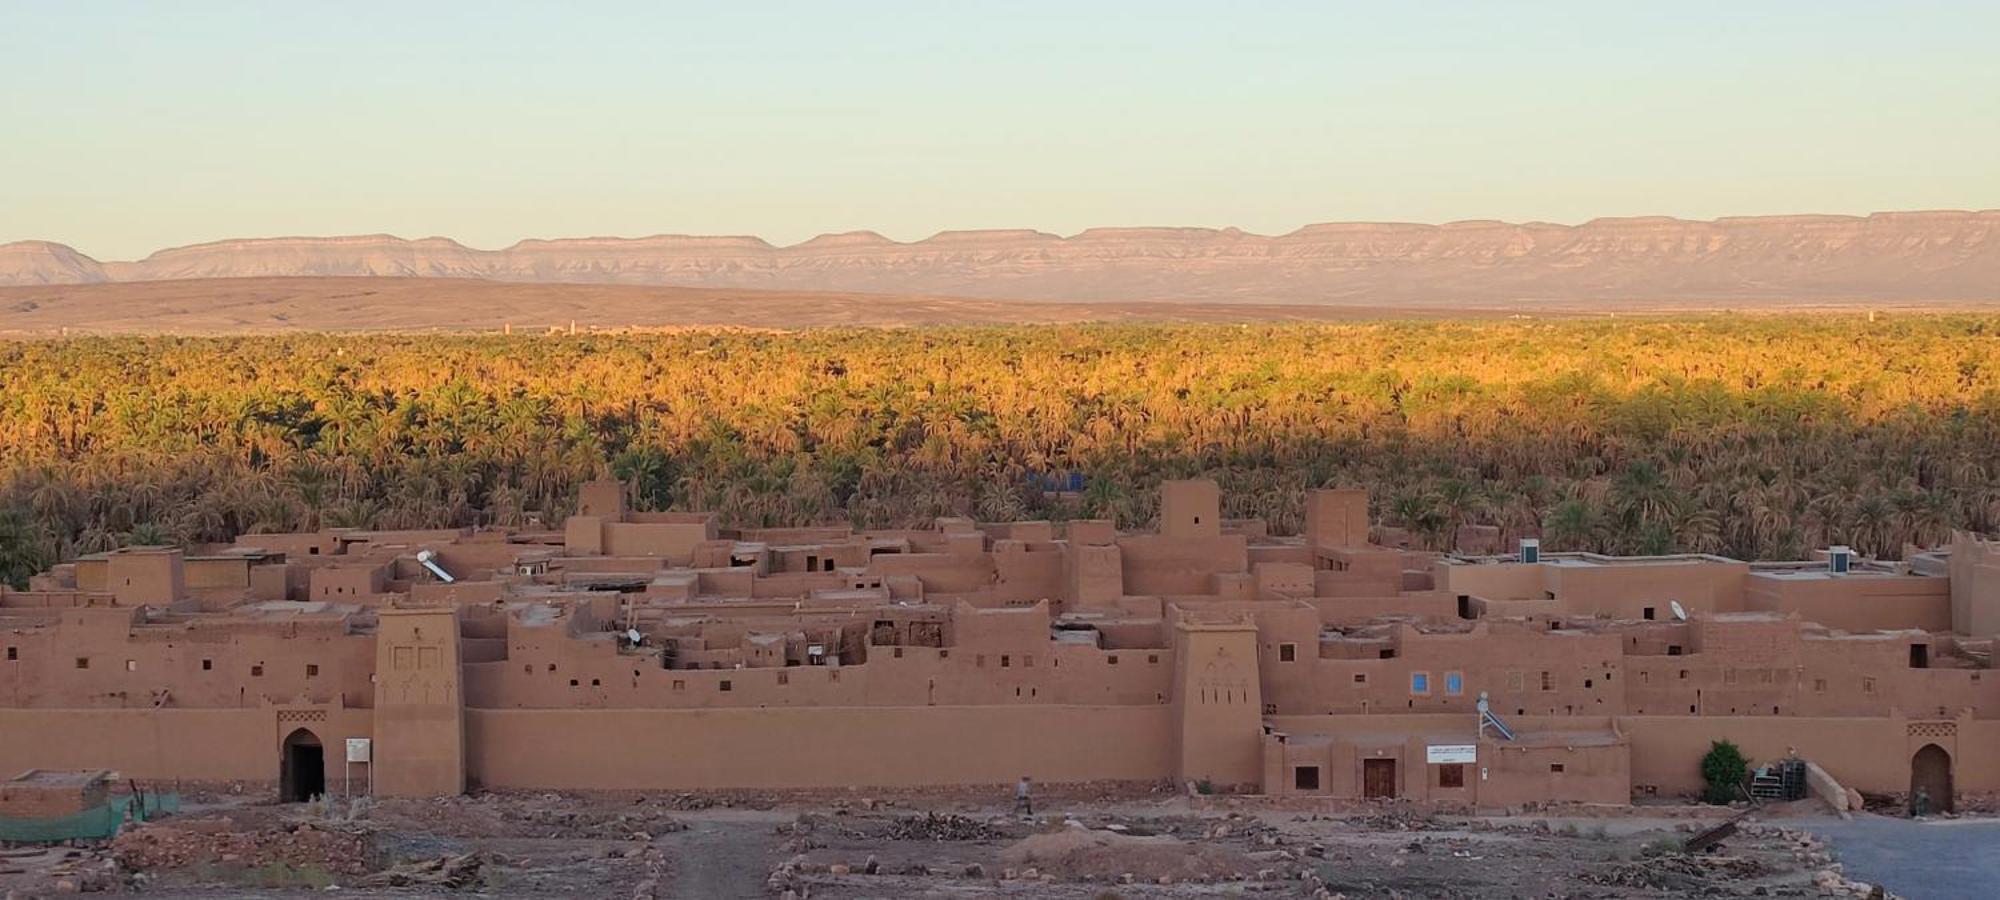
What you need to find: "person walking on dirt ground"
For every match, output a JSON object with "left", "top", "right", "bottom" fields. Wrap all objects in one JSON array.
[{"left": 1014, "top": 776, "right": 1033, "bottom": 817}]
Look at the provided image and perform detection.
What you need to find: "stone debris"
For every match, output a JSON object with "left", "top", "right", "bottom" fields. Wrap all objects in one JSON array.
[
  {"left": 1582, "top": 853, "right": 1771, "bottom": 891},
  {"left": 885, "top": 812, "right": 1000, "bottom": 842},
  {"left": 998, "top": 827, "right": 1261, "bottom": 882},
  {"left": 357, "top": 852, "right": 484, "bottom": 889},
  {"left": 110, "top": 819, "right": 371, "bottom": 875}
]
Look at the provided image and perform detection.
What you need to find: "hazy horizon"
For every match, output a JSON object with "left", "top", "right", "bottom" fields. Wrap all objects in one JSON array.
[{"left": 5, "top": 1, "right": 1999, "bottom": 260}]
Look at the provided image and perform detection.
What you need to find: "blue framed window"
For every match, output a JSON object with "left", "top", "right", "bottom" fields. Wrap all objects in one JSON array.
[
  {"left": 1445, "top": 672, "right": 1464, "bottom": 695},
  {"left": 1411, "top": 672, "right": 1429, "bottom": 694}
]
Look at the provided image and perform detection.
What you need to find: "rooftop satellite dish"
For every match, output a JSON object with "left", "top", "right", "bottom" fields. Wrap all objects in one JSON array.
[
  {"left": 1670, "top": 600, "right": 1688, "bottom": 621},
  {"left": 627, "top": 628, "right": 642, "bottom": 645}
]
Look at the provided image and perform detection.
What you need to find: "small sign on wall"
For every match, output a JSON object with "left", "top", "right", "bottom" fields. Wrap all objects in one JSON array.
[
  {"left": 1426, "top": 744, "right": 1476, "bottom": 764},
  {"left": 346, "top": 738, "right": 372, "bottom": 763}
]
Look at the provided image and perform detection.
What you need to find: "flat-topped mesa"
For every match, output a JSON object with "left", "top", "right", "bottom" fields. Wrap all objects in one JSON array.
[
  {"left": 784, "top": 230, "right": 904, "bottom": 251},
  {"left": 497, "top": 234, "right": 779, "bottom": 282},
  {"left": 110, "top": 234, "right": 491, "bottom": 281},
  {"left": 914, "top": 228, "right": 1063, "bottom": 246},
  {"left": 9, "top": 210, "right": 1999, "bottom": 303},
  {"left": 507, "top": 234, "right": 778, "bottom": 253},
  {"left": 0, "top": 240, "right": 110, "bottom": 285}
]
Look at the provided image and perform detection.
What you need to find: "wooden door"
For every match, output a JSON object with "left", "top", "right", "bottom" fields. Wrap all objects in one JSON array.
[{"left": 1363, "top": 758, "right": 1397, "bottom": 799}]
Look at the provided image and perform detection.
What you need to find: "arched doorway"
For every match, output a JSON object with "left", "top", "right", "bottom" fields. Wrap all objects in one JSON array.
[
  {"left": 1910, "top": 743, "right": 1954, "bottom": 814},
  {"left": 280, "top": 728, "right": 326, "bottom": 803}
]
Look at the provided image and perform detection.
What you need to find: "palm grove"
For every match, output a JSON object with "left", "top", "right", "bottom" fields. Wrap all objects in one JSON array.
[{"left": 3, "top": 316, "right": 1998, "bottom": 588}]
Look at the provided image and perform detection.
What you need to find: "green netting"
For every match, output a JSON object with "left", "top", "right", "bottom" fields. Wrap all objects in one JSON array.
[{"left": 0, "top": 792, "right": 180, "bottom": 843}]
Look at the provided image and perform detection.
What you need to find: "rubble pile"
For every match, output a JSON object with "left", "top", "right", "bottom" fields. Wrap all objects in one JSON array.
[
  {"left": 1351, "top": 808, "right": 1441, "bottom": 831},
  {"left": 1582, "top": 854, "right": 1772, "bottom": 892},
  {"left": 510, "top": 805, "right": 687, "bottom": 841},
  {"left": 413, "top": 794, "right": 689, "bottom": 840},
  {"left": 111, "top": 819, "right": 372, "bottom": 875},
  {"left": 358, "top": 852, "right": 485, "bottom": 889},
  {"left": 998, "top": 827, "right": 1263, "bottom": 882},
  {"left": 886, "top": 812, "right": 1000, "bottom": 842},
  {"left": 774, "top": 812, "right": 870, "bottom": 854}
]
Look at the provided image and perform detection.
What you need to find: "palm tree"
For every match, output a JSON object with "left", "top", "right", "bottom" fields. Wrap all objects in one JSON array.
[
  {"left": 1545, "top": 499, "right": 1604, "bottom": 553},
  {"left": 122, "top": 521, "right": 172, "bottom": 547},
  {"left": 0, "top": 505, "right": 54, "bottom": 589}
]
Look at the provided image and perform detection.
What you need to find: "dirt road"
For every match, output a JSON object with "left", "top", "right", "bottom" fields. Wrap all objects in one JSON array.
[{"left": 656, "top": 812, "right": 784, "bottom": 899}]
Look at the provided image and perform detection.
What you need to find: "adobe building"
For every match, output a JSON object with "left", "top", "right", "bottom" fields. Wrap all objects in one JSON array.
[{"left": 2, "top": 483, "right": 1996, "bottom": 812}]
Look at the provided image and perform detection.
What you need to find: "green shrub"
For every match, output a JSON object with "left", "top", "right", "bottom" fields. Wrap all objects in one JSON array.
[{"left": 1700, "top": 740, "right": 1748, "bottom": 805}]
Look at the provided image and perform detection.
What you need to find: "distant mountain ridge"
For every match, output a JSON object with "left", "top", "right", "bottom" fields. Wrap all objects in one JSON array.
[{"left": 6, "top": 210, "right": 1999, "bottom": 305}]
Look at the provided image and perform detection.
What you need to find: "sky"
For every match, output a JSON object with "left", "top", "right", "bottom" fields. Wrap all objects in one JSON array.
[{"left": 3, "top": 1, "right": 1998, "bottom": 260}]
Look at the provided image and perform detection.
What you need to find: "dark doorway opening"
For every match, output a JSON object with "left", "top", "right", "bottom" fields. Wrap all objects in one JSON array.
[
  {"left": 1909, "top": 644, "right": 1930, "bottom": 669},
  {"left": 1456, "top": 595, "right": 1473, "bottom": 619},
  {"left": 1294, "top": 766, "right": 1321, "bottom": 791},
  {"left": 281, "top": 728, "right": 326, "bottom": 802},
  {"left": 1911, "top": 743, "right": 1954, "bottom": 813},
  {"left": 1363, "top": 758, "right": 1398, "bottom": 799}
]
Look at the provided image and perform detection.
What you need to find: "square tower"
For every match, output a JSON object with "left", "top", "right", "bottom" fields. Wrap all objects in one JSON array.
[{"left": 1160, "top": 480, "right": 1222, "bottom": 538}]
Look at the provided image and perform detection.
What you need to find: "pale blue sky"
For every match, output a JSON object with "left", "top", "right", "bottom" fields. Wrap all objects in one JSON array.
[{"left": 4, "top": 1, "right": 1997, "bottom": 259}]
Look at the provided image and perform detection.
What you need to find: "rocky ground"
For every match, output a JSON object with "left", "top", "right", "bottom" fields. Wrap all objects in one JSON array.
[{"left": 0, "top": 787, "right": 1945, "bottom": 898}]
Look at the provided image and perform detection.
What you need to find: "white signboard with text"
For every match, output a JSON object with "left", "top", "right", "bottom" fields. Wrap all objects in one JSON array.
[
  {"left": 1426, "top": 744, "right": 1476, "bottom": 764},
  {"left": 346, "top": 738, "right": 372, "bottom": 763}
]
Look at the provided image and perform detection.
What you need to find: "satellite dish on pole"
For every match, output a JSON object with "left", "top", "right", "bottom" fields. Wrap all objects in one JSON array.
[
  {"left": 1670, "top": 600, "right": 1688, "bottom": 621},
  {"left": 627, "top": 628, "right": 643, "bottom": 646}
]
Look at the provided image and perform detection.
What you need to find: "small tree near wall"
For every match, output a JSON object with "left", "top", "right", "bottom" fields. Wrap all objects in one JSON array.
[{"left": 1700, "top": 739, "right": 1749, "bottom": 805}]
